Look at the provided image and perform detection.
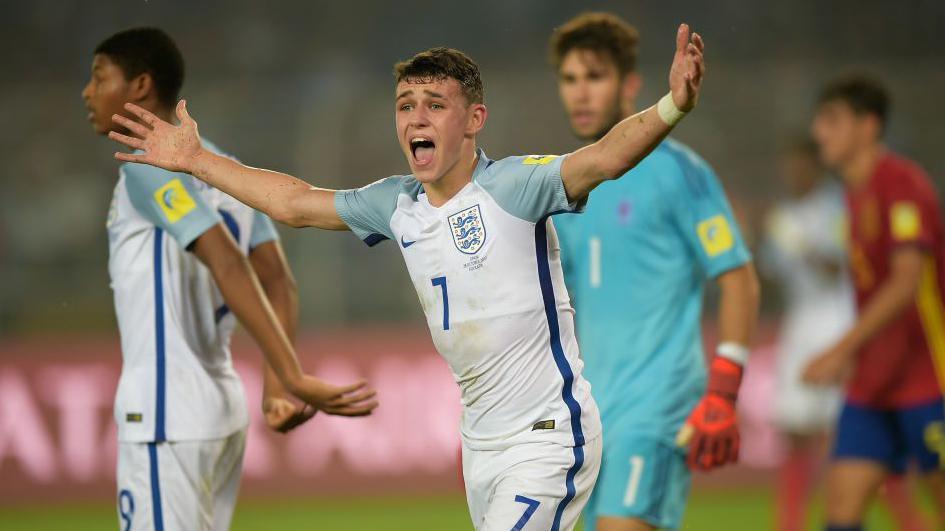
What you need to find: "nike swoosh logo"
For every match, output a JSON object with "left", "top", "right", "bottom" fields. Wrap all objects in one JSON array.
[{"left": 401, "top": 236, "right": 416, "bottom": 248}]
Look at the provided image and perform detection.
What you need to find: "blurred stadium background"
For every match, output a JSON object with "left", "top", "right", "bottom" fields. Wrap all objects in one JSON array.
[{"left": 1, "top": 0, "right": 943, "bottom": 529}]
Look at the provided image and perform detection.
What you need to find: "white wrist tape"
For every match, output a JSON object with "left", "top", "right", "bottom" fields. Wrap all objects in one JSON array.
[
  {"left": 657, "top": 92, "right": 686, "bottom": 126},
  {"left": 716, "top": 342, "right": 749, "bottom": 366}
]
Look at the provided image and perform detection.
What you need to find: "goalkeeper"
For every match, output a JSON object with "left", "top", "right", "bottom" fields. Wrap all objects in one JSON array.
[{"left": 548, "top": 13, "right": 761, "bottom": 530}]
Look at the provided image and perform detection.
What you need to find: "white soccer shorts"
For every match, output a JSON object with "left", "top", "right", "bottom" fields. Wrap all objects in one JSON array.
[
  {"left": 462, "top": 435, "right": 602, "bottom": 531},
  {"left": 116, "top": 429, "right": 246, "bottom": 531}
]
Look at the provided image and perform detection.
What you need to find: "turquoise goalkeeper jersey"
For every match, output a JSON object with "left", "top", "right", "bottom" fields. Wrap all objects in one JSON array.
[{"left": 553, "top": 138, "right": 751, "bottom": 442}]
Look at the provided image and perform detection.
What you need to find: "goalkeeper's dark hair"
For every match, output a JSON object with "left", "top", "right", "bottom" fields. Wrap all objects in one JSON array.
[
  {"left": 393, "top": 47, "right": 484, "bottom": 105},
  {"left": 818, "top": 74, "right": 890, "bottom": 133},
  {"left": 95, "top": 27, "right": 185, "bottom": 108},
  {"left": 549, "top": 12, "right": 640, "bottom": 76}
]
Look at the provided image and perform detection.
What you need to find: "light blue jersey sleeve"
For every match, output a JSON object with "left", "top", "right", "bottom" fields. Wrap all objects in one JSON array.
[
  {"left": 662, "top": 148, "right": 751, "bottom": 278},
  {"left": 477, "top": 154, "right": 581, "bottom": 223},
  {"left": 334, "top": 176, "right": 404, "bottom": 246},
  {"left": 248, "top": 210, "right": 279, "bottom": 250},
  {"left": 124, "top": 164, "right": 221, "bottom": 249}
]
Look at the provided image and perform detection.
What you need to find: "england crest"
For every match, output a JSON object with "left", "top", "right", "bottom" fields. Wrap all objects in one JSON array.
[{"left": 448, "top": 204, "right": 486, "bottom": 255}]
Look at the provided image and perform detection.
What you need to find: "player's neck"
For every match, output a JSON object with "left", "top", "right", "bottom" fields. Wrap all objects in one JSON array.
[
  {"left": 586, "top": 103, "right": 637, "bottom": 146},
  {"left": 841, "top": 142, "right": 886, "bottom": 189},
  {"left": 141, "top": 101, "right": 175, "bottom": 125},
  {"left": 791, "top": 179, "right": 819, "bottom": 200},
  {"left": 424, "top": 145, "right": 478, "bottom": 207}
]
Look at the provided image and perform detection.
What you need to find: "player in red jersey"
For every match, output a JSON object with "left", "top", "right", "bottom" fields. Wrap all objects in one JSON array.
[{"left": 804, "top": 75, "right": 945, "bottom": 530}]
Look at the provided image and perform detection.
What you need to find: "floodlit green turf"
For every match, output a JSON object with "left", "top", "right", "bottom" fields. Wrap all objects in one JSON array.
[{"left": 0, "top": 489, "right": 935, "bottom": 530}]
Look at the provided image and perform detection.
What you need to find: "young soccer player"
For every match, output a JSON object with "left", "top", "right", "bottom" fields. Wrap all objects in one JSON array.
[
  {"left": 762, "top": 139, "right": 852, "bottom": 531},
  {"left": 104, "top": 24, "right": 706, "bottom": 530},
  {"left": 764, "top": 140, "right": 926, "bottom": 531},
  {"left": 547, "top": 13, "right": 759, "bottom": 531},
  {"left": 803, "top": 74, "right": 945, "bottom": 530},
  {"left": 83, "top": 27, "right": 377, "bottom": 531}
]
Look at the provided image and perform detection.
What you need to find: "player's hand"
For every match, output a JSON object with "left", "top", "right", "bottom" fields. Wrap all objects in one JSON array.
[
  {"left": 668, "top": 24, "right": 705, "bottom": 112},
  {"left": 288, "top": 375, "right": 378, "bottom": 417},
  {"left": 109, "top": 100, "right": 204, "bottom": 174},
  {"left": 802, "top": 346, "right": 851, "bottom": 386},
  {"left": 677, "top": 356, "right": 743, "bottom": 471},
  {"left": 678, "top": 394, "right": 739, "bottom": 471},
  {"left": 262, "top": 396, "right": 317, "bottom": 434}
]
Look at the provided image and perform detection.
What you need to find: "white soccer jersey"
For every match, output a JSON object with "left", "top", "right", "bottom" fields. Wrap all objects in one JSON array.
[
  {"left": 335, "top": 149, "right": 602, "bottom": 451},
  {"left": 107, "top": 140, "right": 280, "bottom": 443},
  {"left": 763, "top": 180, "right": 853, "bottom": 431},
  {"left": 763, "top": 180, "right": 854, "bottom": 348}
]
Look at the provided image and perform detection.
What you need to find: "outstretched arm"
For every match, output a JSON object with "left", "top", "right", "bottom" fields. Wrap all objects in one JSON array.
[
  {"left": 109, "top": 102, "right": 345, "bottom": 230},
  {"left": 561, "top": 24, "right": 705, "bottom": 203}
]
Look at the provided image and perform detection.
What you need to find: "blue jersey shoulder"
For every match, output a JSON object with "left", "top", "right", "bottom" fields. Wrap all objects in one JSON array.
[{"left": 648, "top": 138, "right": 718, "bottom": 200}]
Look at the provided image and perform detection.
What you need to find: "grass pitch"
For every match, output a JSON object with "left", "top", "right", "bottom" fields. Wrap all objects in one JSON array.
[{"left": 0, "top": 488, "right": 933, "bottom": 530}]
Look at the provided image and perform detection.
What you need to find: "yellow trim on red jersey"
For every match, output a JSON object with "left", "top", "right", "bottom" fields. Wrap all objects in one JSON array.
[{"left": 916, "top": 257, "right": 945, "bottom": 391}]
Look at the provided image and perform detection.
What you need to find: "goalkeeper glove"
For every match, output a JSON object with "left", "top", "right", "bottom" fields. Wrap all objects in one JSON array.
[{"left": 679, "top": 352, "right": 744, "bottom": 471}]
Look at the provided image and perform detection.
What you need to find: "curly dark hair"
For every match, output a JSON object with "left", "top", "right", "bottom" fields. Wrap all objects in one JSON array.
[{"left": 550, "top": 12, "right": 640, "bottom": 75}]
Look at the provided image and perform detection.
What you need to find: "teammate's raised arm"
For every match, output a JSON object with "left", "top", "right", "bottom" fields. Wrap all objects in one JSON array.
[
  {"left": 109, "top": 101, "right": 346, "bottom": 230},
  {"left": 561, "top": 24, "right": 704, "bottom": 202}
]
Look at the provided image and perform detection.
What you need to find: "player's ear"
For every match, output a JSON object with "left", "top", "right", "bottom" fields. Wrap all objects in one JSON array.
[
  {"left": 465, "top": 103, "right": 487, "bottom": 137},
  {"left": 621, "top": 72, "right": 642, "bottom": 107},
  {"left": 127, "top": 72, "right": 154, "bottom": 104},
  {"left": 622, "top": 72, "right": 642, "bottom": 100},
  {"left": 864, "top": 113, "right": 884, "bottom": 142}
]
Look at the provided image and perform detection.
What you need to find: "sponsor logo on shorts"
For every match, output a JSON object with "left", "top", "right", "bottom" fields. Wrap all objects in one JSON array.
[
  {"left": 126, "top": 413, "right": 143, "bottom": 423},
  {"left": 532, "top": 419, "right": 555, "bottom": 431}
]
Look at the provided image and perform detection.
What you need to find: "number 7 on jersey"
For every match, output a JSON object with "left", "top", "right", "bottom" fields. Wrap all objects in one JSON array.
[{"left": 431, "top": 276, "right": 450, "bottom": 330}]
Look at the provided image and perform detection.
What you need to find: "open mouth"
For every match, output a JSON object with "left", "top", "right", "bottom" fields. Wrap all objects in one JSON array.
[{"left": 410, "top": 137, "right": 436, "bottom": 167}]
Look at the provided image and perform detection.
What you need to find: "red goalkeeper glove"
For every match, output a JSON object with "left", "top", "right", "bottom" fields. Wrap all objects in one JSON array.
[{"left": 678, "top": 355, "right": 744, "bottom": 471}]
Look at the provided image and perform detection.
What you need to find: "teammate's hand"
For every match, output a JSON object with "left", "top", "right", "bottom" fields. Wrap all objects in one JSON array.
[
  {"left": 802, "top": 345, "right": 851, "bottom": 386},
  {"left": 109, "top": 100, "right": 204, "bottom": 174},
  {"left": 288, "top": 375, "right": 379, "bottom": 417},
  {"left": 668, "top": 24, "right": 705, "bottom": 112},
  {"left": 262, "top": 396, "right": 317, "bottom": 434},
  {"left": 679, "top": 394, "right": 739, "bottom": 471}
]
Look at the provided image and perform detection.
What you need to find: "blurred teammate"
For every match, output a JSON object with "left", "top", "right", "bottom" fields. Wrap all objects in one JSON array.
[
  {"left": 83, "top": 28, "right": 376, "bottom": 531},
  {"left": 105, "top": 25, "right": 705, "bottom": 530},
  {"left": 804, "top": 75, "right": 945, "bottom": 530},
  {"left": 548, "top": 14, "right": 759, "bottom": 531},
  {"left": 761, "top": 139, "right": 852, "bottom": 531}
]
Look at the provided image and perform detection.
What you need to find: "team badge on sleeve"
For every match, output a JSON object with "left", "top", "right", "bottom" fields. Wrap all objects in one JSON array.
[
  {"left": 697, "top": 215, "right": 734, "bottom": 257},
  {"left": 449, "top": 204, "right": 486, "bottom": 255},
  {"left": 891, "top": 201, "right": 921, "bottom": 241},
  {"left": 153, "top": 178, "right": 197, "bottom": 223},
  {"left": 522, "top": 155, "right": 559, "bottom": 165}
]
